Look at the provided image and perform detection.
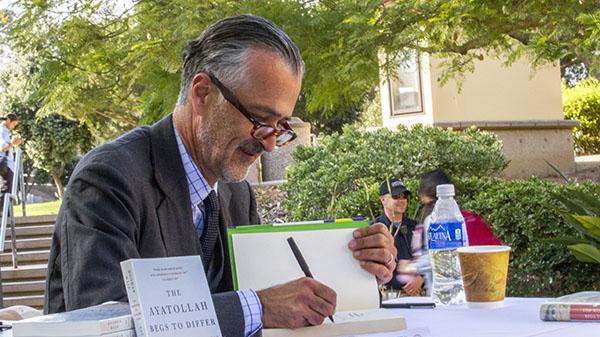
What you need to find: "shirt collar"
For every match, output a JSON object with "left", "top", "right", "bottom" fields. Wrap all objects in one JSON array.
[{"left": 173, "top": 121, "right": 212, "bottom": 208}]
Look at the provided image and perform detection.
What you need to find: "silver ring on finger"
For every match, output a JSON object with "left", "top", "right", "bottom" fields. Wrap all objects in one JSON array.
[{"left": 385, "top": 253, "right": 394, "bottom": 267}]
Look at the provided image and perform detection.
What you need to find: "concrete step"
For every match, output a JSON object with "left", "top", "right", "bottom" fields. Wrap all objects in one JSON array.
[
  {"left": 0, "top": 250, "right": 50, "bottom": 266},
  {"left": 3, "top": 294, "right": 44, "bottom": 308},
  {"left": 1, "top": 264, "right": 47, "bottom": 281},
  {"left": 3, "top": 279, "right": 45, "bottom": 294},
  {"left": 5, "top": 225, "right": 54, "bottom": 239},
  {"left": 3, "top": 237, "right": 52, "bottom": 252},
  {"left": 14, "top": 215, "right": 57, "bottom": 227}
]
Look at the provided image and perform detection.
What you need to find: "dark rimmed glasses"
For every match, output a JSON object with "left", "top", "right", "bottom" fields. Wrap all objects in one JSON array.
[{"left": 207, "top": 73, "right": 297, "bottom": 148}]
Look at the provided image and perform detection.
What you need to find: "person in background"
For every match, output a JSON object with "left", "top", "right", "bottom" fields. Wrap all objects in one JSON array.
[
  {"left": 418, "top": 169, "right": 502, "bottom": 246},
  {"left": 371, "top": 178, "right": 425, "bottom": 296},
  {"left": 412, "top": 169, "right": 502, "bottom": 293},
  {"left": 0, "top": 113, "right": 22, "bottom": 210}
]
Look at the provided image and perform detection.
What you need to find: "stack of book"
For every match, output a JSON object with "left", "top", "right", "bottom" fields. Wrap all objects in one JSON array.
[
  {"left": 540, "top": 291, "right": 600, "bottom": 322},
  {"left": 12, "top": 302, "right": 135, "bottom": 337}
]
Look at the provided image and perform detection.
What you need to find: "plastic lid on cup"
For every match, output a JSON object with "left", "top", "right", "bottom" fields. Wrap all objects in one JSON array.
[{"left": 436, "top": 184, "right": 455, "bottom": 197}]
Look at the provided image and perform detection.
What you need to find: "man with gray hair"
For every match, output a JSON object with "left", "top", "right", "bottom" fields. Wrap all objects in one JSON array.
[{"left": 45, "top": 15, "right": 397, "bottom": 336}]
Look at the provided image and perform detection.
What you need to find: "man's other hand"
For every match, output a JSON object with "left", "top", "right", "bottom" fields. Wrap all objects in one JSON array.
[
  {"left": 257, "top": 277, "right": 337, "bottom": 328},
  {"left": 348, "top": 223, "right": 397, "bottom": 285},
  {"left": 403, "top": 275, "right": 424, "bottom": 296}
]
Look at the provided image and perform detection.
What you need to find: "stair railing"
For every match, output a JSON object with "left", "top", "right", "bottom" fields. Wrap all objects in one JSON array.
[{"left": 0, "top": 148, "right": 27, "bottom": 269}]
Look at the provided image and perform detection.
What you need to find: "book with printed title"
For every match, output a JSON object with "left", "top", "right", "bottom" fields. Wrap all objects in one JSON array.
[
  {"left": 540, "top": 291, "right": 600, "bottom": 321},
  {"left": 121, "top": 255, "right": 222, "bottom": 337},
  {"left": 228, "top": 220, "right": 407, "bottom": 337},
  {"left": 12, "top": 302, "right": 134, "bottom": 337}
]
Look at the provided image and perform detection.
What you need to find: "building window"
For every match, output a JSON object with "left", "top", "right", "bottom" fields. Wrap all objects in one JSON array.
[{"left": 389, "top": 52, "right": 423, "bottom": 115}]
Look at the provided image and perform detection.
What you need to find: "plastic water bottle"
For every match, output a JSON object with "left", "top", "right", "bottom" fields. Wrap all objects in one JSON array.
[{"left": 427, "top": 184, "right": 468, "bottom": 305}]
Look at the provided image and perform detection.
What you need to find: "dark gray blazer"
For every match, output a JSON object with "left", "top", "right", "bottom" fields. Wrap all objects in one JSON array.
[
  {"left": 44, "top": 115, "right": 250, "bottom": 337},
  {"left": 218, "top": 180, "right": 260, "bottom": 227}
]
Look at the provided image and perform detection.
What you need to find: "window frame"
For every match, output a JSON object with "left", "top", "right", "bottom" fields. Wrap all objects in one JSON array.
[{"left": 388, "top": 53, "right": 424, "bottom": 116}]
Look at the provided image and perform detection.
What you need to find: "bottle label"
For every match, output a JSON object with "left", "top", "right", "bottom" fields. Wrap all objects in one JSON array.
[{"left": 428, "top": 221, "right": 465, "bottom": 250}]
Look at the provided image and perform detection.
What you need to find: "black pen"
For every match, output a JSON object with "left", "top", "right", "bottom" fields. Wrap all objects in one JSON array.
[
  {"left": 287, "top": 237, "right": 335, "bottom": 323},
  {"left": 381, "top": 302, "right": 436, "bottom": 309}
]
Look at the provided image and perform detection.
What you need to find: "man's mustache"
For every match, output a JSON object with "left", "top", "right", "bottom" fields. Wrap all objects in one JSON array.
[{"left": 239, "top": 139, "right": 264, "bottom": 156}]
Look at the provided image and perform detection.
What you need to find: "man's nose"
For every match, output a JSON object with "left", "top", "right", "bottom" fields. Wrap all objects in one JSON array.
[{"left": 260, "top": 135, "right": 278, "bottom": 152}]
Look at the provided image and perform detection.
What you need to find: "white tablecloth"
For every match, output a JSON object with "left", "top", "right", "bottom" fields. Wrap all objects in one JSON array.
[
  {"left": 0, "top": 298, "right": 597, "bottom": 337},
  {"left": 360, "top": 297, "right": 599, "bottom": 337}
]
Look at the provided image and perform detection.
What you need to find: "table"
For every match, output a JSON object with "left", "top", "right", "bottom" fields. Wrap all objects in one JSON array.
[
  {"left": 0, "top": 298, "right": 597, "bottom": 337},
  {"left": 361, "top": 297, "right": 599, "bottom": 337}
]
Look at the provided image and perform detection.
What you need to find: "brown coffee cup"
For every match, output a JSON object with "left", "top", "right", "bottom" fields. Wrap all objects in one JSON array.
[{"left": 457, "top": 246, "right": 511, "bottom": 308}]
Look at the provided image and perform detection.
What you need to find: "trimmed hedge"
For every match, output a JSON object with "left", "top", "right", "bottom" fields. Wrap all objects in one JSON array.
[
  {"left": 458, "top": 177, "right": 600, "bottom": 297},
  {"left": 283, "top": 125, "right": 508, "bottom": 220},
  {"left": 563, "top": 78, "right": 600, "bottom": 155}
]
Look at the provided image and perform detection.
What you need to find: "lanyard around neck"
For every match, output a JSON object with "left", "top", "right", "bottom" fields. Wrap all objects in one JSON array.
[{"left": 389, "top": 221, "right": 403, "bottom": 239}]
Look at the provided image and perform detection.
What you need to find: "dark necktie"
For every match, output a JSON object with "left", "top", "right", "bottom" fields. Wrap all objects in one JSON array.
[{"left": 200, "top": 190, "right": 220, "bottom": 268}]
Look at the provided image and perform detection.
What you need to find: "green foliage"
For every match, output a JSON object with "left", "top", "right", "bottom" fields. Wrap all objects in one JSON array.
[
  {"left": 21, "top": 114, "right": 93, "bottom": 198},
  {"left": 4, "top": 0, "right": 599, "bottom": 135},
  {"left": 549, "top": 185, "right": 600, "bottom": 264},
  {"left": 353, "top": 89, "right": 382, "bottom": 130},
  {"left": 459, "top": 177, "right": 600, "bottom": 296},
  {"left": 0, "top": 55, "right": 93, "bottom": 198},
  {"left": 282, "top": 125, "right": 507, "bottom": 220},
  {"left": 563, "top": 78, "right": 600, "bottom": 155}
]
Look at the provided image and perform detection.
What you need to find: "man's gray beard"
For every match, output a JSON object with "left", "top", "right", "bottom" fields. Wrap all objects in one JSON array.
[
  {"left": 220, "top": 157, "right": 257, "bottom": 183},
  {"left": 196, "top": 121, "right": 256, "bottom": 184}
]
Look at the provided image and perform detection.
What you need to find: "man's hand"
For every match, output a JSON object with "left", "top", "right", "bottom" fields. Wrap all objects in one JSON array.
[
  {"left": 402, "top": 275, "right": 424, "bottom": 296},
  {"left": 13, "top": 138, "right": 22, "bottom": 146},
  {"left": 348, "top": 223, "right": 397, "bottom": 285},
  {"left": 257, "top": 277, "right": 337, "bottom": 329}
]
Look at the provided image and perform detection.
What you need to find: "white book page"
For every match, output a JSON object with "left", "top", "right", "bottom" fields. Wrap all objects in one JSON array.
[
  {"left": 263, "top": 309, "right": 407, "bottom": 337},
  {"left": 233, "top": 228, "right": 379, "bottom": 312},
  {"left": 131, "top": 256, "right": 222, "bottom": 337}
]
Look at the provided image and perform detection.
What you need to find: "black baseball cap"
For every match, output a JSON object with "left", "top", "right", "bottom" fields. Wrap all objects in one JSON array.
[{"left": 379, "top": 178, "right": 411, "bottom": 197}]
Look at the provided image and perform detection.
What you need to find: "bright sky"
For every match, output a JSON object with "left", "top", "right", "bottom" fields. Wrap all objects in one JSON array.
[{"left": 0, "top": 0, "right": 134, "bottom": 73}]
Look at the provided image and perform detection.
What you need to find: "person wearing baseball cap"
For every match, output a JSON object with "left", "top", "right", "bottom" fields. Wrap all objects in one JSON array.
[{"left": 370, "top": 177, "right": 425, "bottom": 296}]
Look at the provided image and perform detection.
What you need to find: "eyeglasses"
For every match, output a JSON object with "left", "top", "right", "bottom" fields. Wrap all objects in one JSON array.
[{"left": 207, "top": 73, "right": 297, "bottom": 148}]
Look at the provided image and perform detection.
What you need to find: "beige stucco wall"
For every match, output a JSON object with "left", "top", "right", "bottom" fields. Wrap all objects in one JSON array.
[
  {"left": 430, "top": 56, "right": 563, "bottom": 122},
  {"left": 379, "top": 53, "right": 575, "bottom": 178},
  {"left": 381, "top": 54, "right": 564, "bottom": 129}
]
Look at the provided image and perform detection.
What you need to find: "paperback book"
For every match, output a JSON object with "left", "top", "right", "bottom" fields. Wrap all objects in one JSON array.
[
  {"left": 540, "top": 291, "right": 600, "bottom": 321},
  {"left": 121, "top": 255, "right": 222, "bottom": 337},
  {"left": 228, "top": 220, "right": 407, "bottom": 337},
  {"left": 12, "top": 302, "right": 134, "bottom": 337}
]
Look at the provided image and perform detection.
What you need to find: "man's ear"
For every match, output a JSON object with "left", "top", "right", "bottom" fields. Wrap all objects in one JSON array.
[{"left": 190, "top": 73, "right": 212, "bottom": 115}]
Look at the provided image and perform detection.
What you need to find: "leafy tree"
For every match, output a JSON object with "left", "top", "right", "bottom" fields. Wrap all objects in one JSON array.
[
  {"left": 0, "top": 54, "right": 93, "bottom": 198},
  {"left": 3, "top": 0, "right": 598, "bottom": 134},
  {"left": 23, "top": 114, "right": 93, "bottom": 199},
  {"left": 563, "top": 78, "right": 600, "bottom": 155}
]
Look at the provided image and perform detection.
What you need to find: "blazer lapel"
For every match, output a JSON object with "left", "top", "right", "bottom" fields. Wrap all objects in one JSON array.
[
  {"left": 216, "top": 181, "right": 232, "bottom": 217},
  {"left": 149, "top": 115, "right": 200, "bottom": 256}
]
